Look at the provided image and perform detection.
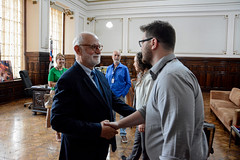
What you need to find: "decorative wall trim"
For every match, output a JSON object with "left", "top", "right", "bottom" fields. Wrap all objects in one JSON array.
[
  {"left": 128, "top": 15, "right": 228, "bottom": 55},
  {"left": 95, "top": 18, "right": 123, "bottom": 54},
  {"left": 40, "top": 0, "right": 49, "bottom": 49},
  {"left": 234, "top": 14, "right": 240, "bottom": 55}
]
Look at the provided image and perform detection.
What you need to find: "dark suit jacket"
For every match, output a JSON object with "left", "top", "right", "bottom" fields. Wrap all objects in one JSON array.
[{"left": 51, "top": 62, "right": 135, "bottom": 160}]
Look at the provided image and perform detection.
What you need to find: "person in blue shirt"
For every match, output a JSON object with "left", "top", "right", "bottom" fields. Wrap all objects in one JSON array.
[{"left": 105, "top": 50, "right": 131, "bottom": 143}]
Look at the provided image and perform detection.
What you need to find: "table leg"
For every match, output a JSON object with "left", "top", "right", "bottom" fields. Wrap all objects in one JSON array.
[{"left": 229, "top": 127, "right": 233, "bottom": 148}]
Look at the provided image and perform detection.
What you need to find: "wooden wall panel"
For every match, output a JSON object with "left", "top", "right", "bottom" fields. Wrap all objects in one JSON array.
[
  {"left": 64, "top": 55, "right": 137, "bottom": 78},
  {"left": 25, "top": 52, "right": 49, "bottom": 85},
  {"left": 98, "top": 56, "right": 136, "bottom": 78},
  {"left": 65, "top": 54, "right": 75, "bottom": 69},
  {"left": 178, "top": 57, "right": 240, "bottom": 91},
  {"left": 227, "top": 61, "right": 240, "bottom": 88},
  {"left": 0, "top": 79, "right": 24, "bottom": 104},
  {"left": 63, "top": 55, "right": 240, "bottom": 91},
  {"left": 2, "top": 55, "right": 238, "bottom": 104}
]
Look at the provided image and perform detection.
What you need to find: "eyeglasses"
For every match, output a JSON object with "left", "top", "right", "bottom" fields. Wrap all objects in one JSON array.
[
  {"left": 79, "top": 44, "right": 103, "bottom": 51},
  {"left": 138, "top": 37, "right": 153, "bottom": 47}
]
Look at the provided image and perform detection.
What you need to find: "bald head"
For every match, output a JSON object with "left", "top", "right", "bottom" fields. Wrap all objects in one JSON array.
[
  {"left": 73, "top": 32, "right": 101, "bottom": 69},
  {"left": 73, "top": 32, "right": 99, "bottom": 52},
  {"left": 112, "top": 50, "right": 121, "bottom": 65}
]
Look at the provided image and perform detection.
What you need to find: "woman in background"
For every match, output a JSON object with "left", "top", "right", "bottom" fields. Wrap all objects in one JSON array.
[
  {"left": 48, "top": 53, "right": 67, "bottom": 142},
  {"left": 124, "top": 52, "right": 153, "bottom": 160}
]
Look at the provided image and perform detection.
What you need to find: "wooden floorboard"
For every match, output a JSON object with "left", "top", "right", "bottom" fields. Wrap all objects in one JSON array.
[{"left": 0, "top": 92, "right": 239, "bottom": 160}]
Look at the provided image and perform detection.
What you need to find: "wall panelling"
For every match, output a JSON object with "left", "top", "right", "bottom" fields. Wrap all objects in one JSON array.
[
  {"left": 63, "top": 55, "right": 240, "bottom": 91},
  {"left": 178, "top": 57, "right": 240, "bottom": 91},
  {"left": 99, "top": 55, "right": 136, "bottom": 78},
  {"left": 234, "top": 14, "right": 240, "bottom": 55},
  {"left": 25, "top": 52, "right": 50, "bottom": 85},
  {"left": 128, "top": 15, "right": 228, "bottom": 55},
  {"left": 65, "top": 54, "right": 75, "bottom": 68},
  {"left": 0, "top": 79, "right": 24, "bottom": 104}
]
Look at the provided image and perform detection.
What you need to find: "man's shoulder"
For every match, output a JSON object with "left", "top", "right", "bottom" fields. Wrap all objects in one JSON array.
[
  {"left": 119, "top": 63, "right": 128, "bottom": 69},
  {"left": 62, "top": 63, "right": 81, "bottom": 76},
  {"left": 107, "top": 64, "right": 114, "bottom": 69},
  {"left": 107, "top": 63, "right": 114, "bottom": 67}
]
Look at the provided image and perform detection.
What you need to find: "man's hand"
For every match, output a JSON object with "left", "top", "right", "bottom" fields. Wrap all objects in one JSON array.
[
  {"left": 100, "top": 120, "right": 118, "bottom": 139},
  {"left": 138, "top": 124, "right": 145, "bottom": 132},
  {"left": 103, "top": 121, "right": 119, "bottom": 130}
]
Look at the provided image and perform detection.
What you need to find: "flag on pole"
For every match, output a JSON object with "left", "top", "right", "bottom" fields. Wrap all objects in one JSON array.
[
  {"left": 49, "top": 38, "right": 54, "bottom": 72},
  {"left": 50, "top": 38, "right": 53, "bottom": 62}
]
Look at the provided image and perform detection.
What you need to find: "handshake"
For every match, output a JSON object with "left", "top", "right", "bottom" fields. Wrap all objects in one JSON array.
[{"left": 100, "top": 120, "right": 119, "bottom": 140}]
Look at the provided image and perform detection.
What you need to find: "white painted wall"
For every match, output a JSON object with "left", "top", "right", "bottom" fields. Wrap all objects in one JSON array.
[
  {"left": 83, "top": 0, "right": 240, "bottom": 57},
  {"left": 65, "top": 16, "right": 75, "bottom": 55},
  {"left": 27, "top": 0, "right": 240, "bottom": 58},
  {"left": 26, "top": 0, "right": 40, "bottom": 52}
]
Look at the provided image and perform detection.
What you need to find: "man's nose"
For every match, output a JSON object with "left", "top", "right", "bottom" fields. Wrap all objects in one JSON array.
[{"left": 95, "top": 49, "right": 101, "bottom": 54}]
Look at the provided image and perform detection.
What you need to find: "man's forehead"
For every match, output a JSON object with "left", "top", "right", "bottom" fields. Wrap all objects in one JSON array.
[
  {"left": 83, "top": 34, "right": 99, "bottom": 43},
  {"left": 113, "top": 52, "right": 120, "bottom": 56}
]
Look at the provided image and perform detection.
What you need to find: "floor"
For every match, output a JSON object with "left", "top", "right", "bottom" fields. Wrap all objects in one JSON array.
[{"left": 0, "top": 92, "right": 239, "bottom": 160}]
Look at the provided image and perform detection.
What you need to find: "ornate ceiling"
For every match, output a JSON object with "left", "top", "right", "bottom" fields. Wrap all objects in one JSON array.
[{"left": 78, "top": 0, "right": 152, "bottom": 4}]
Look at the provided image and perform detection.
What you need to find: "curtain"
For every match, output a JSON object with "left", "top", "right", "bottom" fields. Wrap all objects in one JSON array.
[
  {"left": 50, "top": 7, "right": 63, "bottom": 65},
  {"left": 0, "top": 0, "right": 24, "bottom": 78}
]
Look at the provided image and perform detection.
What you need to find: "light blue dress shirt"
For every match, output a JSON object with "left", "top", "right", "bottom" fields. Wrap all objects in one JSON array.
[{"left": 138, "top": 53, "right": 208, "bottom": 160}]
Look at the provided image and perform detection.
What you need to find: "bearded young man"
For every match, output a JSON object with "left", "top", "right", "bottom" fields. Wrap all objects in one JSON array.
[{"left": 105, "top": 21, "right": 208, "bottom": 160}]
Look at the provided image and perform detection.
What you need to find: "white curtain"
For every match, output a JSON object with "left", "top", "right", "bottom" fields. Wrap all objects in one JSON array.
[
  {"left": 49, "top": 7, "right": 63, "bottom": 66},
  {"left": 0, "top": 0, "right": 24, "bottom": 78}
]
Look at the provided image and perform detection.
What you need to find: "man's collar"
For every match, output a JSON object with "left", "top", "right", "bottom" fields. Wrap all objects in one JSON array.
[
  {"left": 150, "top": 53, "right": 176, "bottom": 80},
  {"left": 112, "top": 62, "right": 122, "bottom": 68},
  {"left": 76, "top": 60, "right": 92, "bottom": 75}
]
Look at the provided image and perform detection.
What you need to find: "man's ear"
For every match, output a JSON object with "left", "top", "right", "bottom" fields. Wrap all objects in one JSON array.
[
  {"left": 74, "top": 45, "right": 81, "bottom": 55},
  {"left": 151, "top": 38, "right": 158, "bottom": 50}
]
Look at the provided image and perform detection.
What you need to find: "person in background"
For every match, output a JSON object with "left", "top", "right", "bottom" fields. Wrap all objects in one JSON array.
[
  {"left": 50, "top": 32, "right": 135, "bottom": 160},
  {"left": 48, "top": 53, "right": 67, "bottom": 142},
  {"left": 122, "top": 52, "right": 152, "bottom": 160},
  {"left": 105, "top": 20, "right": 208, "bottom": 160},
  {"left": 105, "top": 50, "right": 132, "bottom": 143}
]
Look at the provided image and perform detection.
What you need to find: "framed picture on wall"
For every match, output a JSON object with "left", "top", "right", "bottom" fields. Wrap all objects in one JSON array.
[{"left": 0, "top": 60, "right": 13, "bottom": 82}]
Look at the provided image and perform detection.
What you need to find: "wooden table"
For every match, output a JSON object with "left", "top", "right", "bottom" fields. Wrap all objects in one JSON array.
[{"left": 31, "top": 85, "right": 50, "bottom": 115}]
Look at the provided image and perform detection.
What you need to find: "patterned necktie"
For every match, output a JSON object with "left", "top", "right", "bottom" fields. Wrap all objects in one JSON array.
[{"left": 91, "top": 70, "right": 102, "bottom": 95}]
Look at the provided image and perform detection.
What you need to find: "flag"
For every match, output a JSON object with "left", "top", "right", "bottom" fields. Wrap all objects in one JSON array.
[
  {"left": 50, "top": 38, "right": 53, "bottom": 62},
  {"left": 49, "top": 38, "right": 54, "bottom": 72}
]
